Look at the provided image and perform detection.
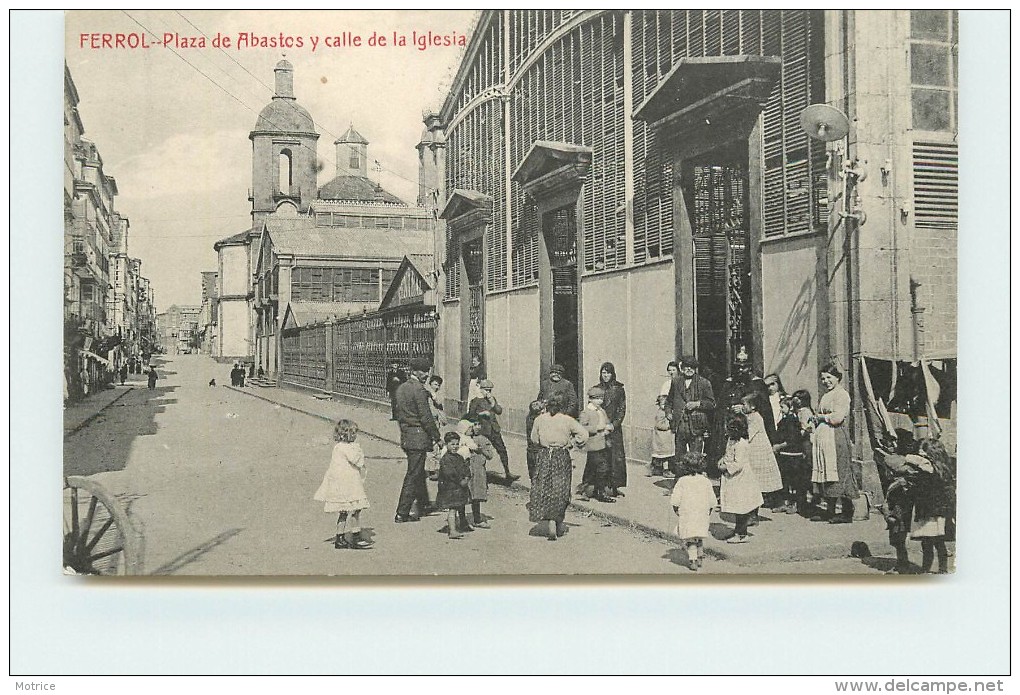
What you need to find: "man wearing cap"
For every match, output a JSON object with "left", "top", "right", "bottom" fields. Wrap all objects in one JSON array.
[
  {"left": 667, "top": 356, "right": 716, "bottom": 469},
  {"left": 536, "top": 363, "right": 579, "bottom": 419},
  {"left": 393, "top": 357, "right": 442, "bottom": 522},
  {"left": 467, "top": 379, "right": 520, "bottom": 484}
]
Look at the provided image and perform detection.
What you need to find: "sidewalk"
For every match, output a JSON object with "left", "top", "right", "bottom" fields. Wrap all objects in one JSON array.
[
  {"left": 228, "top": 382, "right": 897, "bottom": 567},
  {"left": 63, "top": 383, "right": 135, "bottom": 437}
]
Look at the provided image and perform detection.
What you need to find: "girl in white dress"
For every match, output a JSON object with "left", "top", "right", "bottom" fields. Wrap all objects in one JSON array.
[
  {"left": 313, "top": 419, "right": 373, "bottom": 550},
  {"left": 670, "top": 452, "right": 718, "bottom": 571}
]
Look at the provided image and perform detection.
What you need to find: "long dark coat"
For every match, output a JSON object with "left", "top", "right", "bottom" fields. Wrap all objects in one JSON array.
[{"left": 599, "top": 363, "right": 627, "bottom": 489}]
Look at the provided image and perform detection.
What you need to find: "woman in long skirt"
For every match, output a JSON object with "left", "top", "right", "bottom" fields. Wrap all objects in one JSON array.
[
  {"left": 528, "top": 393, "right": 589, "bottom": 540},
  {"left": 811, "top": 363, "right": 860, "bottom": 523}
]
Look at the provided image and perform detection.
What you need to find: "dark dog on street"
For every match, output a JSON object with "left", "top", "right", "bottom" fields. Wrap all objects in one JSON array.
[{"left": 208, "top": 379, "right": 216, "bottom": 386}]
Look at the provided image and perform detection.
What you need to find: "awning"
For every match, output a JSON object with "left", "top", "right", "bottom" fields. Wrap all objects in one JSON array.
[
  {"left": 79, "top": 350, "right": 110, "bottom": 367},
  {"left": 633, "top": 55, "right": 782, "bottom": 132},
  {"left": 511, "top": 141, "right": 592, "bottom": 185}
]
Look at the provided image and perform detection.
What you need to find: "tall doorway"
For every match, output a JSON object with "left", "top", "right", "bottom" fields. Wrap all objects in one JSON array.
[
  {"left": 544, "top": 206, "right": 579, "bottom": 390},
  {"left": 463, "top": 237, "right": 485, "bottom": 380},
  {"left": 682, "top": 141, "right": 752, "bottom": 382}
]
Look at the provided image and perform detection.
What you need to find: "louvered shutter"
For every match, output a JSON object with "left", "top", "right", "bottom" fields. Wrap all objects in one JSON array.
[{"left": 912, "top": 142, "right": 958, "bottom": 229}]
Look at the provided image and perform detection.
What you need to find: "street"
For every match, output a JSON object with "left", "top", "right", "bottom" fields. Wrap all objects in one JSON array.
[{"left": 65, "top": 354, "right": 899, "bottom": 576}]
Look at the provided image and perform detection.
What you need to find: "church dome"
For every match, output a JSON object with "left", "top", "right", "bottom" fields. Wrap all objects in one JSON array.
[
  {"left": 254, "top": 99, "right": 316, "bottom": 134},
  {"left": 252, "top": 60, "right": 316, "bottom": 134}
]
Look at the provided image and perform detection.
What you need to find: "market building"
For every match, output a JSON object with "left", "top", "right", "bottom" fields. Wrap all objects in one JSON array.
[
  {"left": 422, "top": 10, "right": 958, "bottom": 461},
  {"left": 215, "top": 60, "right": 437, "bottom": 391}
]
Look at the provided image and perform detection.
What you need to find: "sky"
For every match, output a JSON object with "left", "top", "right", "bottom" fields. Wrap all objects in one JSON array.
[{"left": 65, "top": 10, "right": 477, "bottom": 309}]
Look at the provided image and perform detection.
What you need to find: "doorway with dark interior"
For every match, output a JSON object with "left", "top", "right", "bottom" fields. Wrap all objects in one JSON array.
[
  {"left": 544, "top": 206, "right": 580, "bottom": 391},
  {"left": 681, "top": 140, "right": 752, "bottom": 385}
]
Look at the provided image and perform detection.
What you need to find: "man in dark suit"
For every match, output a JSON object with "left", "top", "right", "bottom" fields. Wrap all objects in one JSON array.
[
  {"left": 667, "top": 356, "right": 716, "bottom": 470},
  {"left": 393, "top": 357, "right": 441, "bottom": 522}
]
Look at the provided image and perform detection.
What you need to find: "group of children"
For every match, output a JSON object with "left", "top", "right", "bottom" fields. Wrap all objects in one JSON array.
[{"left": 313, "top": 374, "right": 512, "bottom": 548}]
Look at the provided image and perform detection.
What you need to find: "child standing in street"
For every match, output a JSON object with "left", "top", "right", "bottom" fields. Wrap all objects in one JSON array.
[
  {"left": 436, "top": 431, "right": 472, "bottom": 539},
  {"left": 457, "top": 417, "right": 496, "bottom": 529},
  {"left": 718, "top": 414, "right": 763, "bottom": 544},
  {"left": 578, "top": 386, "right": 614, "bottom": 503},
  {"left": 313, "top": 419, "right": 373, "bottom": 550},
  {"left": 908, "top": 438, "right": 955, "bottom": 574},
  {"left": 670, "top": 452, "right": 717, "bottom": 571},
  {"left": 651, "top": 394, "right": 675, "bottom": 477}
]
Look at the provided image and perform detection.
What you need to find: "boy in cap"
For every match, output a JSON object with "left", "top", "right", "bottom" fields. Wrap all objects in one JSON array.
[
  {"left": 577, "top": 386, "right": 615, "bottom": 503},
  {"left": 467, "top": 379, "right": 519, "bottom": 484}
]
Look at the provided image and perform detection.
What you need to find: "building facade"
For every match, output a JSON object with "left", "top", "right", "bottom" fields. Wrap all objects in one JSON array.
[
  {"left": 422, "top": 10, "right": 958, "bottom": 459},
  {"left": 65, "top": 64, "right": 158, "bottom": 399}
]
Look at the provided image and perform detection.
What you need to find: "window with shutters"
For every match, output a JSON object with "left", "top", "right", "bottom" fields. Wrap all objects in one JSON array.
[
  {"left": 912, "top": 142, "right": 957, "bottom": 230},
  {"left": 630, "top": 11, "right": 825, "bottom": 252},
  {"left": 909, "top": 10, "right": 958, "bottom": 133},
  {"left": 443, "top": 16, "right": 506, "bottom": 295}
]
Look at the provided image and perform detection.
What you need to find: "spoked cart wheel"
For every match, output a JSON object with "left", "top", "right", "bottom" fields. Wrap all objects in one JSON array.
[{"left": 63, "top": 476, "right": 144, "bottom": 575}]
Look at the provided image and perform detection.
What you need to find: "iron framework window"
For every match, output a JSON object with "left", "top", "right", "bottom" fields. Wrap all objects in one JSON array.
[{"left": 909, "top": 10, "right": 958, "bottom": 134}]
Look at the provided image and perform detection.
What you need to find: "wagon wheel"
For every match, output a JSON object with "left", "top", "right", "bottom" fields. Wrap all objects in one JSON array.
[{"left": 63, "top": 476, "right": 144, "bottom": 576}]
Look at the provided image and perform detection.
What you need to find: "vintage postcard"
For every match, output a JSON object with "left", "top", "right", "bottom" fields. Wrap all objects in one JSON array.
[{"left": 62, "top": 9, "right": 960, "bottom": 577}]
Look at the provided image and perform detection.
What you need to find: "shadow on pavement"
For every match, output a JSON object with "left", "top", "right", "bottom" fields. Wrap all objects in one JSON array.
[
  {"left": 64, "top": 384, "right": 178, "bottom": 477},
  {"left": 149, "top": 528, "right": 243, "bottom": 575}
]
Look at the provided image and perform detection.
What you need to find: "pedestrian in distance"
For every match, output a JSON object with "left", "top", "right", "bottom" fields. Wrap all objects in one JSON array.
[
  {"left": 577, "top": 386, "right": 614, "bottom": 503},
  {"left": 435, "top": 431, "right": 472, "bottom": 539},
  {"left": 313, "top": 419, "right": 373, "bottom": 550},
  {"left": 393, "top": 357, "right": 441, "bottom": 523},
  {"left": 718, "top": 413, "right": 762, "bottom": 544},
  {"left": 468, "top": 378, "right": 519, "bottom": 483},
  {"left": 119, "top": 363, "right": 128, "bottom": 385},
  {"left": 650, "top": 394, "right": 675, "bottom": 477},
  {"left": 528, "top": 392, "right": 589, "bottom": 541},
  {"left": 670, "top": 452, "right": 718, "bottom": 571},
  {"left": 146, "top": 365, "right": 159, "bottom": 390},
  {"left": 385, "top": 361, "right": 408, "bottom": 421}
]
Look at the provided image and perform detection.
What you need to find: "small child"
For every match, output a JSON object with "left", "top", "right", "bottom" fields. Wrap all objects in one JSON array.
[
  {"left": 670, "top": 452, "right": 717, "bottom": 571},
  {"left": 424, "top": 375, "right": 446, "bottom": 481},
  {"left": 651, "top": 394, "right": 675, "bottom": 477},
  {"left": 457, "top": 417, "right": 496, "bottom": 529},
  {"left": 435, "top": 431, "right": 472, "bottom": 539},
  {"left": 577, "top": 386, "right": 614, "bottom": 503},
  {"left": 524, "top": 399, "right": 545, "bottom": 482},
  {"left": 908, "top": 438, "right": 955, "bottom": 574},
  {"left": 773, "top": 396, "right": 809, "bottom": 514},
  {"left": 740, "top": 393, "right": 783, "bottom": 510},
  {"left": 313, "top": 419, "right": 373, "bottom": 550},
  {"left": 718, "top": 414, "right": 763, "bottom": 544}
]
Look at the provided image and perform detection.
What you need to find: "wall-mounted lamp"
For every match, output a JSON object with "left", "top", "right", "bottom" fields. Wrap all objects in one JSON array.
[
  {"left": 900, "top": 202, "right": 912, "bottom": 224},
  {"left": 881, "top": 159, "right": 893, "bottom": 186}
]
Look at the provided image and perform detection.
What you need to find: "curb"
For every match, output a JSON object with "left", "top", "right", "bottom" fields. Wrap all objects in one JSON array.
[
  {"left": 225, "top": 386, "right": 401, "bottom": 446},
  {"left": 64, "top": 387, "right": 134, "bottom": 439},
  {"left": 226, "top": 385, "right": 877, "bottom": 566}
]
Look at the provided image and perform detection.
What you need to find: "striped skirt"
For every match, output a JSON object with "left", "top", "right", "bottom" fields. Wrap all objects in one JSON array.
[{"left": 528, "top": 447, "right": 573, "bottom": 522}]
